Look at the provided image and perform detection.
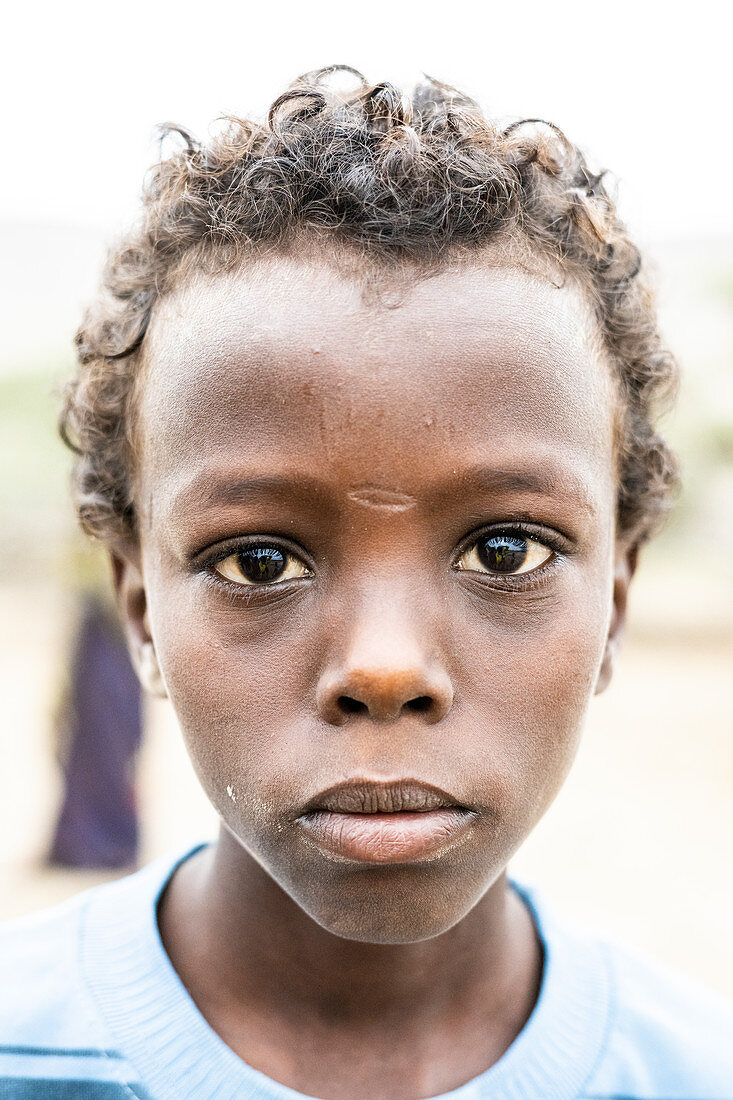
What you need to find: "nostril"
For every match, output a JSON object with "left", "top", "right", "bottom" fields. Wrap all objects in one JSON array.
[
  {"left": 406, "top": 696, "right": 432, "bottom": 713},
  {"left": 338, "top": 696, "right": 369, "bottom": 715}
]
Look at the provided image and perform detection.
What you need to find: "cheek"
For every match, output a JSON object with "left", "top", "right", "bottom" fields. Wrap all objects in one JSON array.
[
  {"left": 144, "top": 531, "right": 614, "bottom": 858},
  {"left": 146, "top": 576, "right": 322, "bottom": 813},
  {"left": 459, "top": 567, "right": 613, "bottom": 827}
]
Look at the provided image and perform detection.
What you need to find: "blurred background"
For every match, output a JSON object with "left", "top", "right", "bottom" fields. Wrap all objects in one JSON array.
[{"left": 1, "top": 1, "right": 731, "bottom": 994}]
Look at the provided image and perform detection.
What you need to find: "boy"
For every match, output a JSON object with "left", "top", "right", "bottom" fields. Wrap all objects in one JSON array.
[{"left": 1, "top": 68, "right": 731, "bottom": 1099}]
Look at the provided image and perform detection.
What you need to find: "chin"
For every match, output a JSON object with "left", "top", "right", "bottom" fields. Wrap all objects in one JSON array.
[{"left": 284, "top": 863, "right": 497, "bottom": 945}]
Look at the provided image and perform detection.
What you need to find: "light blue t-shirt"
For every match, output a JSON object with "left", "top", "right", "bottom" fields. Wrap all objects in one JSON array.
[{"left": 1, "top": 844, "right": 731, "bottom": 1099}]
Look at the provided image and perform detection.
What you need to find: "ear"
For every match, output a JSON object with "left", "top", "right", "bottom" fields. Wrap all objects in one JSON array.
[
  {"left": 109, "top": 544, "right": 168, "bottom": 699},
  {"left": 594, "top": 541, "right": 638, "bottom": 695}
]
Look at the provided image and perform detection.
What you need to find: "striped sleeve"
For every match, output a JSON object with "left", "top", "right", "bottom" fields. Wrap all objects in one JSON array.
[{"left": 0, "top": 1044, "right": 152, "bottom": 1096}]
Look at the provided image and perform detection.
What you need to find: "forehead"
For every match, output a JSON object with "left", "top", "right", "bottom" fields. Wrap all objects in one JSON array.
[{"left": 138, "top": 257, "right": 616, "bottom": 517}]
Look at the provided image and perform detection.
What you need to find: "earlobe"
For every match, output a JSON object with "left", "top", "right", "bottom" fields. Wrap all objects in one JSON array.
[
  {"left": 594, "top": 542, "right": 638, "bottom": 696},
  {"left": 109, "top": 546, "right": 168, "bottom": 699},
  {"left": 137, "top": 639, "right": 168, "bottom": 699}
]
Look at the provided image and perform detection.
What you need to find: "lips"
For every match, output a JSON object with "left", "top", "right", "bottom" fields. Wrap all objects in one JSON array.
[{"left": 297, "top": 780, "right": 476, "bottom": 864}]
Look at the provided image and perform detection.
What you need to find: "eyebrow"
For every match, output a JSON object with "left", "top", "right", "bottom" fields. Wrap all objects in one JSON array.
[
  {"left": 168, "top": 462, "right": 597, "bottom": 520},
  {"left": 168, "top": 472, "right": 328, "bottom": 516},
  {"left": 453, "top": 463, "right": 598, "bottom": 517}
]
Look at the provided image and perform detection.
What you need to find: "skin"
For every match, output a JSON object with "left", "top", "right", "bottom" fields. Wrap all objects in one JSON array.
[{"left": 112, "top": 255, "right": 635, "bottom": 1100}]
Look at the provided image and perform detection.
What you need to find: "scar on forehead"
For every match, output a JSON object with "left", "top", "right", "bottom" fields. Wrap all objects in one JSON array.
[{"left": 347, "top": 487, "right": 418, "bottom": 512}]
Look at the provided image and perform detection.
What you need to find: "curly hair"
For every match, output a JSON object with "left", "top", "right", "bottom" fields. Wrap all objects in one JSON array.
[{"left": 61, "top": 66, "right": 678, "bottom": 545}]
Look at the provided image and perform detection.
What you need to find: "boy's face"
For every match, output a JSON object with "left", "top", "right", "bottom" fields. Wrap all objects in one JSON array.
[{"left": 117, "top": 256, "right": 630, "bottom": 943}]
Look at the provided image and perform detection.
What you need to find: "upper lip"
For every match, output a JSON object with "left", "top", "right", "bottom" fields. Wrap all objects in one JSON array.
[{"left": 301, "top": 779, "right": 465, "bottom": 815}]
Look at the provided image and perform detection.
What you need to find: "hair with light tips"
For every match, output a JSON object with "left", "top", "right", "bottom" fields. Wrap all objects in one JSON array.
[{"left": 60, "top": 65, "right": 679, "bottom": 545}]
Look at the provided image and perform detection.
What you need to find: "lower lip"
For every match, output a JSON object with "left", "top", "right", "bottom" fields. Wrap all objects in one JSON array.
[{"left": 298, "top": 809, "right": 475, "bottom": 864}]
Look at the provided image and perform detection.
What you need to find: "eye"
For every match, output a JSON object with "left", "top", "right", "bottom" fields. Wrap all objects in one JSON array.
[
  {"left": 213, "top": 545, "right": 312, "bottom": 586},
  {"left": 456, "top": 532, "right": 553, "bottom": 577}
]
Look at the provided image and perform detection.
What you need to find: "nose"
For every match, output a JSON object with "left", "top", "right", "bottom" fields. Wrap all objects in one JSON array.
[{"left": 316, "top": 595, "right": 454, "bottom": 725}]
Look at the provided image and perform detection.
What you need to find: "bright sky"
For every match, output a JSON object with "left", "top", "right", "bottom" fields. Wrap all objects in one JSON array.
[{"left": 1, "top": 0, "right": 729, "bottom": 244}]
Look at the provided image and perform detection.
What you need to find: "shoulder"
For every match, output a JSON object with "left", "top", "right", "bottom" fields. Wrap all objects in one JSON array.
[
  {"left": 586, "top": 936, "right": 733, "bottom": 1100},
  {"left": 517, "top": 882, "right": 733, "bottom": 1100},
  {"left": 0, "top": 887, "right": 143, "bottom": 1093},
  {"left": 0, "top": 853, "right": 190, "bottom": 1098},
  {"left": 0, "top": 848, "right": 196, "bottom": 1048},
  {"left": 0, "top": 888, "right": 97, "bottom": 1047}
]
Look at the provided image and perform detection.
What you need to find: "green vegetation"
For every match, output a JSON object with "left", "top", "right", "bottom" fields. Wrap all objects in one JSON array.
[{"left": 0, "top": 368, "right": 74, "bottom": 577}]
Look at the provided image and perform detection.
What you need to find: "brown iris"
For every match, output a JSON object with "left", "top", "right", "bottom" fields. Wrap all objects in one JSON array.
[
  {"left": 476, "top": 536, "right": 528, "bottom": 574},
  {"left": 236, "top": 546, "right": 287, "bottom": 583}
]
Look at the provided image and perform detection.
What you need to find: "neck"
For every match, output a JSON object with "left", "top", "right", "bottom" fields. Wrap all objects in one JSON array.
[{"left": 159, "top": 828, "right": 541, "bottom": 1031}]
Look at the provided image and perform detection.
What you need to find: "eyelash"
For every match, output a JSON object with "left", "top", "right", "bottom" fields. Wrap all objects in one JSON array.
[
  {"left": 195, "top": 522, "right": 569, "bottom": 598},
  {"left": 451, "top": 521, "right": 569, "bottom": 592},
  {"left": 197, "top": 537, "right": 314, "bottom": 600}
]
